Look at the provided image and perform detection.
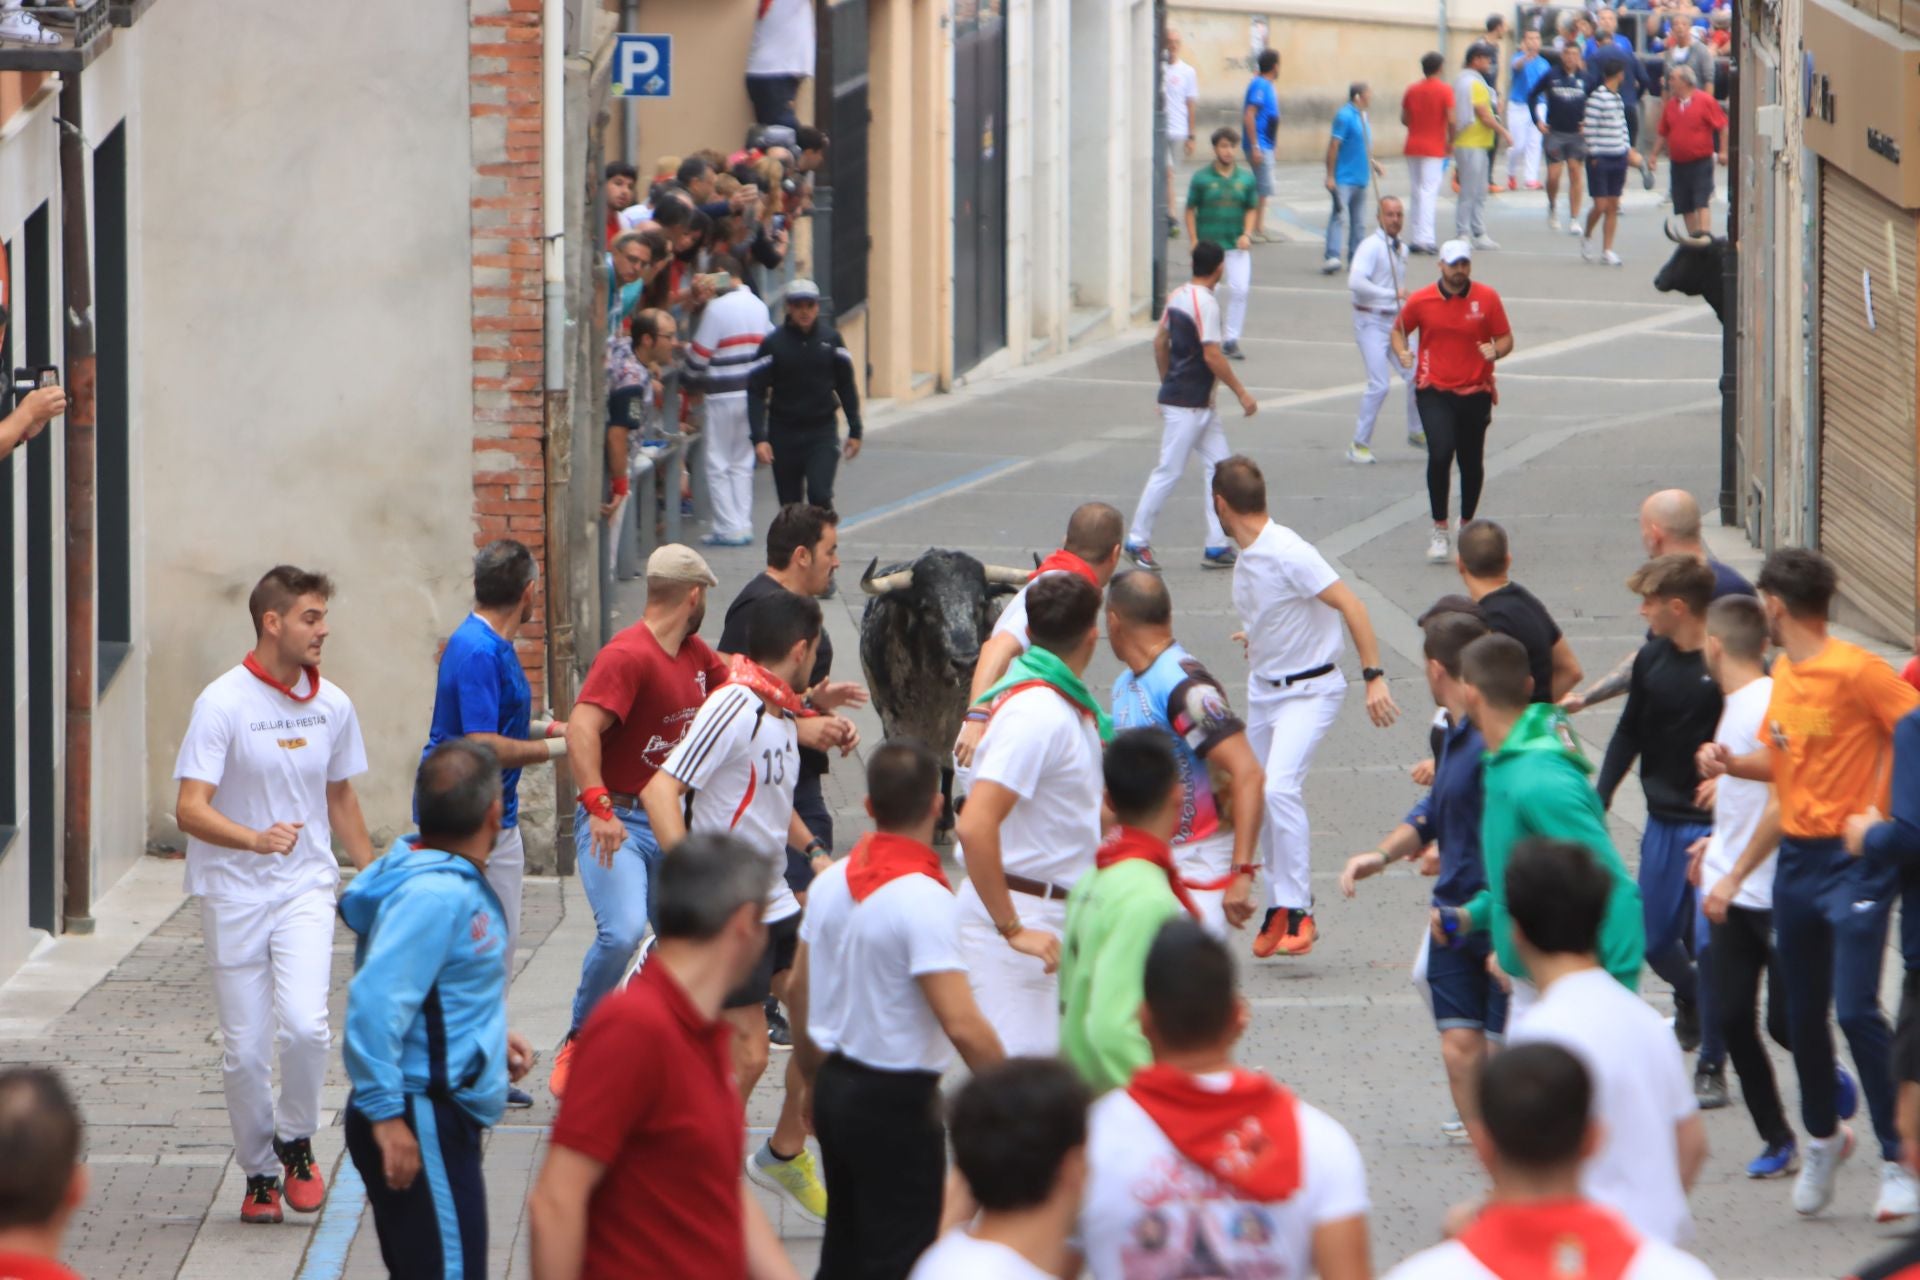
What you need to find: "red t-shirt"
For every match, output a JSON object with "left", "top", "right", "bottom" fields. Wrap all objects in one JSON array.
[
  {"left": 0, "top": 1256, "right": 84, "bottom": 1280},
  {"left": 550, "top": 960, "right": 745, "bottom": 1280},
  {"left": 1901, "top": 655, "right": 1920, "bottom": 693},
  {"left": 1403, "top": 78, "right": 1455, "bottom": 158},
  {"left": 1659, "top": 92, "right": 1727, "bottom": 163},
  {"left": 1396, "top": 281, "right": 1511, "bottom": 396},
  {"left": 576, "top": 623, "right": 729, "bottom": 795}
]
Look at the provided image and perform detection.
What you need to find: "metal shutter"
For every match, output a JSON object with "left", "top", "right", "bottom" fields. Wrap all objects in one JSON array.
[{"left": 1818, "top": 164, "right": 1919, "bottom": 638}]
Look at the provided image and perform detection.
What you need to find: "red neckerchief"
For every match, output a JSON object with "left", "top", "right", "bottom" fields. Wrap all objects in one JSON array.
[
  {"left": 1031, "top": 548, "right": 1100, "bottom": 585},
  {"left": 846, "top": 831, "right": 950, "bottom": 902},
  {"left": 723, "top": 654, "right": 817, "bottom": 718},
  {"left": 1096, "top": 826, "right": 1201, "bottom": 921},
  {"left": 243, "top": 652, "right": 320, "bottom": 703},
  {"left": 1126, "top": 1065, "right": 1303, "bottom": 1201},
  {"left": 0, "top": 1253, "right": 85, "bottom": 1280},
  {"left": 1458, "top": 1201, "right": 1641, "bottom": 1280}
]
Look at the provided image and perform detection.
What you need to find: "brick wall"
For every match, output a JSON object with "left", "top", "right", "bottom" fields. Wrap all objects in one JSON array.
[{"left": 469, "top": 0, "right": 550, "bottom": 699}]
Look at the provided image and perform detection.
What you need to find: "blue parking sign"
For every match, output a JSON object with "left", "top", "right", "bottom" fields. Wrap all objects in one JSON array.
[{"left": 614, "top": 34, "right": 672, "bottom": 98}]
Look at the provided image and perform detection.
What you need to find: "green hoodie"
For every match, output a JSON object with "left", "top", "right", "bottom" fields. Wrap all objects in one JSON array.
[{"left": 1465, "top": 703, "right": 1645, "bottom": 990}]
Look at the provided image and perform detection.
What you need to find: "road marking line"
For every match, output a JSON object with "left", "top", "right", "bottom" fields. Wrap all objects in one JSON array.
[
  {"left": 1247, "top": 284, "right": 1688, "bottom": 309},
  {"left": 294, "top": 1152, "right": 365, "bottom": 1280},
  {"left": 838, "top": 457, "right": 1034, "bottom": 534}
]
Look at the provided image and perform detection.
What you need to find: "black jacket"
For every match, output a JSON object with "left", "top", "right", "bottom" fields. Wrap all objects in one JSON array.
[{"left": 746, "top": 318, "right": 863, "bottom": 444}]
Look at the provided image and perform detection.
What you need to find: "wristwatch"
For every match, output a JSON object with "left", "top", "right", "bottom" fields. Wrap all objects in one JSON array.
[
  {"left": 803, "top": 838, "right": 827, "bottom": 857},
  {"left": 1362, "top": 667, "right": 1386, "bottom": 683}
]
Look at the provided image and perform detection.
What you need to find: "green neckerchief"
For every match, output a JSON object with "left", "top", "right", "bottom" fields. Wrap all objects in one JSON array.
[{"left": 975, "top": 646, "right": 1115, "bottom": 742}]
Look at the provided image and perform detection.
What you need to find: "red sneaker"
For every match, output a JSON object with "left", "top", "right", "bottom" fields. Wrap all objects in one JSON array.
[
  {"left": 1252, "top": 909, "right": 1289, "bottom": 958},
  {"left": 547, "top": 1034, "right": 577, "bottom": 1099},
  {"left": 1278, "top": 910, "right": 1319, "bottom": 956},
  {"left": 274, "top": 1136, "right": 326, "bottom": 1213},
  {"left": 241, "top": 1175, "right": 283, "bottom": 1224},
  {"left": 1507, "top": 176, "right": 1518, "bottom": 191}
]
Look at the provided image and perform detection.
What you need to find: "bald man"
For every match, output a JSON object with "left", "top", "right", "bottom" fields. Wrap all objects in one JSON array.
[{"left": 1562, "top": 489, "right": 1755, "bottom": 712}]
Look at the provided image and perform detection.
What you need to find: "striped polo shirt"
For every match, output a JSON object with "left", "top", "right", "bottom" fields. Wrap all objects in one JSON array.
[{"left": 685, "top": 287, "right": 774, "bottom": 399}]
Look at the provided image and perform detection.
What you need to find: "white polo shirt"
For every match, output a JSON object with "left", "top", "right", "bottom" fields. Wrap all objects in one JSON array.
[
  {"left": 799, "top": 859, "right": 968, "bottom": 1072},
  {"left": 661, "top": 683, "right": 802, "bottom": 924},
  {"left": 1231, "top": 521, "right": 1345, "bottom": 688},
  {"left": 173, "top": 664, "right": 368, "bottom": 904},
  {"left": 1386, "top": 1236, "right": 1717, "bottom": 1280},
  {"left": 1078, "top": 1080, "right": 1369, "bottom": 1280},
  {"left": 1702, "top": 677, "right": 1775, "bottom": 911},
  {"left": 968, "top": 684, "right": 1104, "bottom": 888}
]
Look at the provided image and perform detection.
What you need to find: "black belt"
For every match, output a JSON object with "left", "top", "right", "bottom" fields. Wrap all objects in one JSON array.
[
  {"left": 605, "top": 791, "right": 643, "bottom": 811},
  {"left": 1263, "top": 662, "right": 1336, "bottom": 689}
]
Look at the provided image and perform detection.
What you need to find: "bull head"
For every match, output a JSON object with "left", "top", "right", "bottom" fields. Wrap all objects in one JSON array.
[
  {"left": 859, "top": 556, "right": 1029, "bottom": 596},
  {"left": 1654, "top": 218, "right": 1729, "bottom": 323}
]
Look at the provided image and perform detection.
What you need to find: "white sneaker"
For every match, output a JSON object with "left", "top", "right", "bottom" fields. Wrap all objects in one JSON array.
[
  {"left": 1568, "top": 219, "right": 1586, "bottom": 237},
  {"left": 1345, "top": 444, "right": 1376, "bottom": 465},
  {"left": 1601, "top": 250, "right": 1624, "bottom": 267},
  {"left": 1877, "top": 1160, "right": 1919, "bottom": 1223},
  {"left": 1321, "top": 256, "right": 1343, "bottom": 274},
  {"left": 1426, "top": 529, "right": 1451, "bottom": 563},
  {"left": 1441, "top": 1114, "right": 1468, "bottom": 1141},
  {"left": 1471, "top": 235, "right": 1500, "bottom": 251},
  {"left": 1547, "top": 213, "right": 1562, "bottom": 231},
  {"left": 1793, "top": 1126, "right": 1854, "bottom": 1216},
  {"left": 0, "top": 8, "right": 61, "bottom": 45},
  {"left": 1580, "top": 237, "right": 1597, "bottom": 263}
]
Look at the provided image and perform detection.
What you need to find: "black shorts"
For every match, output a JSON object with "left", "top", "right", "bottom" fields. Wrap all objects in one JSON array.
[
  {"left": 1586, "top": 156, "right": 1628, "bottom": 199},
  {"left": 1670, "top": 156, "right": 1715, "bottom": 215},
  {"left": 725, "top": 911, "right": 802, "bottom": 1009},
  {"left": 1543, "top": 131, "right": 1586, "bottom": 164}
]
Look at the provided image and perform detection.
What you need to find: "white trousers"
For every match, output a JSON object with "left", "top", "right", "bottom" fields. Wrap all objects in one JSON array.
[
  {"left": 1129, "top": 405, "right": 1231, "bottom": 552},
  {"left": 1244, "top": 681, "right": 1345, "bottom": 911},
  {"left": 1405, "top": 156, "right": 1446, "bottom": 250},
  {"left": 486, "top": 823, "right": 525, "bottom": 979},
  {"left": 703, "top": 394, "right": 755, "bottom": 539},
  {"left": 1176, "top": 834, "right": 1236, "bottom": 941},
  {"left": 956, "top": 879, "right": 1065, "bottom": 1057},
  {"left": 1221, "top": 248, "right": 1251, "bottom": 345},
  {"left": 1352, "top": 311, "right": 1420, "bottom": 447},
  {"left": 1505, "top": 104, "right": 1543, "bottom": 186},
  {"left": 201, "top": 887, "right": 336, "bottom": 1176}
]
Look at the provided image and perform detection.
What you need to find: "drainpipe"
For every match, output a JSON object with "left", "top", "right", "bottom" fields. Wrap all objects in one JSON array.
[
  {"left": 541, "top": 0, "right": 578, "bottom": 873},
  {"left": 59, "top": 74, "right": 97, "bottom": 935}
]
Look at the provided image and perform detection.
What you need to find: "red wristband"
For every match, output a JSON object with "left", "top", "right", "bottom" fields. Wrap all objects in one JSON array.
[
  {"left": 546, "top": 720, "right": 568, "bottom": 738},
  {"left": 579, "top": 786, "right": 614, "bottom": 817},
  {"left": 611, "top": 475, "right": 630, "bottom": 498},
  {"left": 1231, "top": 864, "right": 1259, "bottom": 877}
]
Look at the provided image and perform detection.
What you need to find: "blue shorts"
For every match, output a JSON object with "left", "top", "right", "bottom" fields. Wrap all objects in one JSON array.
[
  {"left": 1586, "top": 156, "right": 1628, "bottom": 199},
  {"left": 1252, "top": 150, "right": 1276, "bottom": 197},
  {"left": 1429, "top": 929, "right": 1508, "bottom": 1035}
]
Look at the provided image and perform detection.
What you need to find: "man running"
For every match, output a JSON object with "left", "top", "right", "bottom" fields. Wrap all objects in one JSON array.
[
  {"left": 953, "top": 572, "right": 1110, "bottom": 1056},
  {"left": 1346, "top": 196, "right": 1423, "bottom": 465},
  {"left": 1078, "top": 919, "right": 1371, "bottom": 1280},
  {"left": 1530, "top": 40, "right": 1591, "bottom": 234},
  {"left": 1212, "top": 455, "right": 1399, "bottom": 957},
  {"left": 1106, "top": 571, "right": 1264, "bottom": 936},
  {"left": 1185, "top": 128, "right": 1260, "bottom": 362},
  {"left": 173, "top": 565, "right": 372, "bottom": 1223},
  {"left": 1123, "top": 240, "right": 1258, "bottom": 572}
]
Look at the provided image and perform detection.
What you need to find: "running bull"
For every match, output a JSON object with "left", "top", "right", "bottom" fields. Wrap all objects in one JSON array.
[
  {"left": 858, "top": 549, "right": 1030, "bottom": 837},
  {"left": 1654, "top": 219, "right": 1731, "bottom": 323}
]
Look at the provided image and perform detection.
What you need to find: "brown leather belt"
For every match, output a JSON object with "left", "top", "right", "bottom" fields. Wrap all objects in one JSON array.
[
  {"left": 606, "top": 791, "right": 643, "bottom": 811},
  {"left": 1004, "top": 873, "right": 1073, "bottom": 902}
]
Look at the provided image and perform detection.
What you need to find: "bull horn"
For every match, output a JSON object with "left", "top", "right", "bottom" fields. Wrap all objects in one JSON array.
[
  {"left": 859, "top": 557, "right": 915, "bottom": 596},
  {"left": 1663, "top": 216, "right": 1714, "bottom": 247},
  {"left": 981, "top": 564, "right": 1032, "bottom": 586}
]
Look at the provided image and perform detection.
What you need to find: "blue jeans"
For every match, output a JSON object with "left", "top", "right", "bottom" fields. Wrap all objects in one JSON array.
[
  {"left": 1775, "top": 836, "right": 1900, "bottom": 1157},
  {"left": 1641, "top": 817, "right": 1715, "bottom": 1061},
  {"left": 1324, "top": 183, "right": 1368, "bottom": 263},
  {"left": 569, "top": 802, "right": 662, "bottom": 1034}
]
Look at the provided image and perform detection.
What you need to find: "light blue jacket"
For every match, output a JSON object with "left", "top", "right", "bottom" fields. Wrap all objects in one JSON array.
[{"left": 340, "top": 838, "right": 510, "bottom": 1127}]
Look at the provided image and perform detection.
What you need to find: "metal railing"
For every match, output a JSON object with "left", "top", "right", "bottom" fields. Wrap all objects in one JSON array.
[{"left": 600, "top": 368, "right": 715, "bottom": 638}]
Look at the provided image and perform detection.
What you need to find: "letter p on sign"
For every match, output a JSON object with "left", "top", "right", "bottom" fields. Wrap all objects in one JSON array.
[{"left": 614, "top": 34, "right": 672, "bottom": 98}]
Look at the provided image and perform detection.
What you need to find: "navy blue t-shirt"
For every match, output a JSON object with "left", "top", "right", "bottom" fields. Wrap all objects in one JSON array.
[
  {"left": 1406, "top": 716, "right": 1487, "bottom": 908},
  {"left": 424, "top": 613, "right": 533, "bottom": 827}
]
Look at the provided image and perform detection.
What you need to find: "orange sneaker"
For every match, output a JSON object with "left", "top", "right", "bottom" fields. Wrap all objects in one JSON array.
[
  {"left": 1252, "top": 909, "right": 1289, "bottom": 958},
  {"left": 547, "top": 1034, "right": 576, "bottom": 1099},
  {"left": 240, "top": 1175, "right": 283, "bottom": 1225},
  {"left": 274, "top": 1136, "right": 326, "bottom": 1213},
  {"left": 1278, "top": 910, "right": 1318, "bottom": 956}
]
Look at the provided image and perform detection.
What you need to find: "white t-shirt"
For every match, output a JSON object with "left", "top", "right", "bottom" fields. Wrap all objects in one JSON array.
[
  {"left": 1232, "top": 521, "right": 1345, "bottom": 685},
  {"left": 1163, "top": 59, "right": 1200, "bottom": 139},
  {"left": 969, "top": 684, "right": 1105, "bottom": 888},
  {"left": 1703, "top": 676, "right": 1775, "bottom": 910},
  {"left": 746, "top": 0, "right": 816, "bottom": 78},
  {"left": 910, "top": 1230, "right": 1055, "bottom": 1280},
  {"left": 799, "top": 860, "right": 968, "bottom": 1072},
  {"left": 661, "top": 684, "right": 802, "bottom": 923},
  {"left": 1079, "top": 1080, "right": 1370, "bottom": 1280},
  {"left": 1385, "top": 1236, "right": 1717, "bottom": 1280},
  {"left": 988, "top": 580, "right": 1040, "bottom": 650},
  {"left": 1508, "top": 969, "right": 1698, "bottom": 1245},
  {"left": 173, "top": 665, "right": 368, "bottom": 904}
]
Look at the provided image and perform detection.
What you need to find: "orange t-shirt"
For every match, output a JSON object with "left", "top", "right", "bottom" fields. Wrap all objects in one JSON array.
[{"left": 1765, "top": 639, "right": 1920, "bottom": 838}]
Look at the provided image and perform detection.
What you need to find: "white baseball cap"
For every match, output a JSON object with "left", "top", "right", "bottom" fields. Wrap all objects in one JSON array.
[{"left": 1439, "top": 239, "right": 1473, "bottom": 264}]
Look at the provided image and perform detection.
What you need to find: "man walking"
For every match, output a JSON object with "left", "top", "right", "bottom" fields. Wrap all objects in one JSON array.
[
  {"left": 1452, "top": 43, "right": 1513, "bottom": 250},
  {"left": 1392, "top": 243, "right": 1514, "bottom": 563},
  {"left": 746, "top": 278, "right": 862, "bottom": 511},
  {"left": 173, "top": 565, "right": 372, "bottom": 1223},
  {"left": 1649, "top": 67, "right": 1727, "bottom": 237},
  {"left": 1212, "top": 455, "right": 1399, "bottom": 957},
  {"left": 1346, "top": 196, "right": 1422, "bottom": 464},
  {"left": 1163, "top": 30, "right": 1199, "bottom": 235},
  {"left": 686, "top": 262, "right": 775, "bottom": 547},
  {"left": 1241, "top": 49, "right": 1282, "bottom": 241},
  {"left": 1504, "top": 27, "right": 1551, "bottom": 190},
  {"left": 1123, "top": 241, "right": 1258, "bottom": 571},
  {"left": 1530, "top": 41, "right": 1591, "bottom": 233},
  {"left": 1401, "top": 52, "right": 1456, "bottom": 255},
  {"left": 341, "top": 742, "right": 536, "bottom": 1279},
  {"left": 1323, "top": 83, "right": 1383, "bottom": 274},
  {"left": 1581, "top": 56, "right": 1642, "bottom": 266},
  {"left": 1184, "top": 130, "right": 1260, "bottom": 362}
]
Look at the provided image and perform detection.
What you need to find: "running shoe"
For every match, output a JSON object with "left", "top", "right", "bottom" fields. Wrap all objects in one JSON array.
[
  {"left": 1793, "top": 1124, "right": 1854, "bottom": 1216},
  {"left": 1693, "top": 1065, "right": 1729, "bottom": 1110},
  {"left": 1277, "top": 909, "right": 1318, "bottom": 956},
  {"left": 1125, "top": 542, "right": 1164, "bottom": 572},
  {"left": 274, "top": 1136, "right": 326, "bottom": 1213},
  {"left": 1321, "top": 256, "right": 1343, "bottom": 275},
  {"left": 699, "top": 532, "right": 753, "bottom": 548},
  {"left": 505, "top": 1087, "right": 534, "bottom": 1109},
  {"left": 1877, "top": 1161, "right": 1919, "bottom": 1223},
  {"left": 1471, "top": 235, "right": 1501, "bottom": 251},
  {"left": 1201, "top": 546, "right": 1238, "bottom": 571},
  {"left": 1568, "top": 219, "right": 1586, "bottom": 236},
  {"left": 1580, "top": 236, "right": 1597, "bottom": 263},
  {"left": 1601, "top": 250, "right": 1624, "bottom": 267},
  {"left": 240, "top": 1175, "right": 284, "bottom": 1225},
  {"left": 0, "top": 8, "right": 61, "bottom": 45},
  {"left": 1222, "top": 340, "right": 1247, "bottom": 361},
  {"left": 1547, "top": 213, "right": 1562, "bottom": 232},
  {"left": 1746, "top": 1140, "right": 1798, "bottom": 1179},
  {"left": 1345, "top": 444, "right": 1376, "bottom": 465},
  {"left": 1838, "top": 1065, "right": 1860, "bottom": 1120},
  {"left": 1673, "top": 998, "right": 1702, "bottom": 1053},
  {"left": 767, "top": 998, "right": 793, "bottom": 1050},
  {"left": 1407, "top": 430, "right": 1427, "bottom": 448},
  {"left": 1252, "top": 908, "right": 1289, "bottom": 958},
  {"left": 547, "top": 1033, "right": 577, "bottom": 1099},
  {"left": 747, "top": 1142, "right": 829, "bottom": 1224},
  {"left": 1507, "top": 176, "right": 1518, "bottom": 191},
  {"left": 1426, "top": 529, "right": 1451, "bottom": 563},
  {"left": 1441, "top": 1114, "right": 1469, "bottom": 1141}
]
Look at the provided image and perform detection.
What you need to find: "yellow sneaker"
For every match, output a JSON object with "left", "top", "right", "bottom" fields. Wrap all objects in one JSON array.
[{"left": 746, "top": 1143, "right": 828, "bottom": 1224}]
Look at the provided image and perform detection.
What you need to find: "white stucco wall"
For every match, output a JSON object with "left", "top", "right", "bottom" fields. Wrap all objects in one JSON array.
[{"left": 138, "top": 0, "right": 478, "bottom": 849}]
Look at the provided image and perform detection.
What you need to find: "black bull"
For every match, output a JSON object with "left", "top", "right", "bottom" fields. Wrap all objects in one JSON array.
[{"left": 1653, "top": 221, "right": 1731, "bottom": 323}]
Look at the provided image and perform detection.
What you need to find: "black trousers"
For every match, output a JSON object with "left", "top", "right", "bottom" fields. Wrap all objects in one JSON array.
[
  {"left": 771, "top": 423, "right": 841, "bottom": 511},
  {"left": 1710, "top": 905, "right": 1794, "bottom": 1148},
  {"left": 345, "top": 1097, "right": 487, "bottom": 1280},
  {"left": 1416, "top": 388, "right": 1493, "bottom": 524},
  {"left": 814, "top": 1053, "right": 946, "bottom": 1280}
]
